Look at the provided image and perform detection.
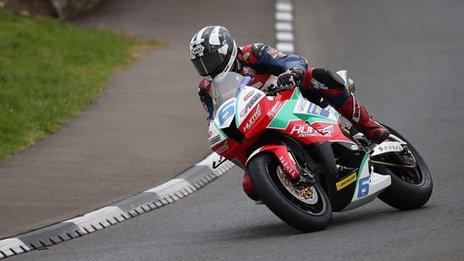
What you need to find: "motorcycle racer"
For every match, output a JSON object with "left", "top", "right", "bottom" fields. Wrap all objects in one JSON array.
[
  {"left": 190, "top": 26, "right": 390, "bottom": 144},
  {"left": 189, "top": 25, "right": 390, "bottom": 199}
]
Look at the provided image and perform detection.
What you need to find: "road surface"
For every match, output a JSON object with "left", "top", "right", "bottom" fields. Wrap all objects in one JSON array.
[{"left": 15, "top": 0, "right": 464, "bottom": 260}]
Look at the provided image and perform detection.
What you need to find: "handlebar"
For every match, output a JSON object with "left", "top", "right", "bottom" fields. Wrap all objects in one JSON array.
[{"left": 264, "top": 84, "right": 293, "bottom": 95}]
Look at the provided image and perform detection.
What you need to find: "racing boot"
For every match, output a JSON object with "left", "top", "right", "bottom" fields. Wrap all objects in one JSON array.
[{"left": 338, "top": 95, "right": 390, "bottom": 144}]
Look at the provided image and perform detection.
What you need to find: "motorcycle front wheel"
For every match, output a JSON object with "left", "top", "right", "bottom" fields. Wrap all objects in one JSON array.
[{"left": 247, "top": 153, "right": 332, "bottom": 232}]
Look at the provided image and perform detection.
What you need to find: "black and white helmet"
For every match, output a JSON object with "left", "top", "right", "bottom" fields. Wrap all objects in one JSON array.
[{"left": 189, "top": 26, "right": 238, "bottom": 78}]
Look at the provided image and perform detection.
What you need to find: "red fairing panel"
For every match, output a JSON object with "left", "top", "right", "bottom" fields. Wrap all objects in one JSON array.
[
  {"left": 247, "top": 144, "right": 300, "bottom": 180},
  {"left": 283, "top": 121, "right": 354, "bottom": 145}
]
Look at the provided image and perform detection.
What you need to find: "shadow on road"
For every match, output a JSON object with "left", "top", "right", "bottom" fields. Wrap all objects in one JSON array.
[
  {"left": 200, "top": 204, "right": 436, "bottom": 245},
  {"left": 332, "top": 204, "right": 434, "bottom": 227},
  {"left": 198, "top": 222, "right": 302, "bottom": 244}
]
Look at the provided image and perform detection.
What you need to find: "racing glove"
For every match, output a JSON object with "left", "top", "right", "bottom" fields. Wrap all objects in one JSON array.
[
  {"left": 198, "top": 87, "right": 214, "bottom": 122},
  {"left": 276, "top": 68, "right": 304, "bottom": 88}
]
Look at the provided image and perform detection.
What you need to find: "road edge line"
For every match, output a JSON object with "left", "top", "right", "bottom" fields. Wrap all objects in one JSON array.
[{"left": 0, "top": 153, "right": 233, "bottom": 259}]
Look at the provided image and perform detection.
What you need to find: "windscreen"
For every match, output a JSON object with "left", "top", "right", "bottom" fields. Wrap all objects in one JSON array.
[{"left": 211, "top": 72, "right": 245, "bottom": 110}]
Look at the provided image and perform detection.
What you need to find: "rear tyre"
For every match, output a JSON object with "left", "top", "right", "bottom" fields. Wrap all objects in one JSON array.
[
  {"left": 248, "top": 153, "right": 332, "bottom": 232},
  {"left": 376, "top": 126, "right": 433, "bottom": 210}
]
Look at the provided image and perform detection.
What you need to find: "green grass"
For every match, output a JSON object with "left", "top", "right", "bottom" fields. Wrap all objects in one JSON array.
[{"left": 0, "top": 9, "right": 160, "bottom": 161}]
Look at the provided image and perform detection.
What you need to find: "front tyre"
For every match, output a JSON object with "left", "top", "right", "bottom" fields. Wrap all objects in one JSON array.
[
  {"left": 376, "top": 126, "right": 433, "bottom": 210},
  {"left": 247, "top": 153, "right": 332, "bottom": 232}
]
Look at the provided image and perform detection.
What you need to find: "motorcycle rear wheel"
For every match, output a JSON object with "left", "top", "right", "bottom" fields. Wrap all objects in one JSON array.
[
  {"left": 247, "top": 153, "right": 332, "bottom": 232},
  {"left": 376, "top": 126, "right": 433, "bottom": 210}
]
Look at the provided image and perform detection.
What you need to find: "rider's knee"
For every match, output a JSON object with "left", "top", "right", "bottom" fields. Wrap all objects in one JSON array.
[{"left": 313, "top": 68, "right": 345, "bottom": 89}]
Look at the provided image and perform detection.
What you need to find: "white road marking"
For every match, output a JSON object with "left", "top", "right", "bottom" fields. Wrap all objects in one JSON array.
[
  {"left": 275, "top": 1, "right": 295, "bottom": 54},
  {"left": 0, "top": 153, "right": 234, "bottom": 259},
  {"left": 276, "top": 42, "right": 295, "bottom": 53},
  {"left": 276, "top": 2, "right": 293, "bottom": 12},
  {"left": 144, "top": 178, "right": 185, "bottom": 193},
  {"left": 276, "top": 31, "right": 294, "bottom": 41},
  {"left": 275, "top": 11, "right": 293, "bottom": 22},
  {"left": 0, "top": 238, "right": 30, "bottom": 256},
  {"left": 275, "top": 22, "right": 293, "bottom": 31}
]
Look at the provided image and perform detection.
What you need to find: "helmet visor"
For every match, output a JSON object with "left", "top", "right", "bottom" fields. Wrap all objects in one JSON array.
[{"left": 191, "top": 50, "right": 226, "bottom": 77}]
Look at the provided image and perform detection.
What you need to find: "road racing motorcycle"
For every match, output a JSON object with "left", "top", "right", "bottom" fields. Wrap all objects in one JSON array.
[{"left": 208, "top": 71, "right": 432, "bottom": 232}]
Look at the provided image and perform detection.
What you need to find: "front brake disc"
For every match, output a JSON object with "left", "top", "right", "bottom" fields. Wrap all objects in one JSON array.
[{"left": 276, "top": 166, "right": 318, "bottom": 205}]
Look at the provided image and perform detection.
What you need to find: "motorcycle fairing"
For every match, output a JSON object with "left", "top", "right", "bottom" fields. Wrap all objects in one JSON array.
[
  {"left": 265, "top": 88, "right": 353, "bottom": 145},
  {"left": 308, "top": 142, "right": 360, "bottom": 211},
  {"left": 308, "top": 141, "right": 391, "bottom": 212},
  {"left": 292, "top": 91, "right": 339, "bottom": 122},
  {"left": 342, "top": 154, "right": 392, "bottom": 211},
  {"left": 208, "top": 120, "right": 228, "bottom": 148},
  {"left": 246, "top": 144, "right": 300, "bottom": 180},
  {"left": 267, "top": 88, "right": 337, "bottom": 131}
]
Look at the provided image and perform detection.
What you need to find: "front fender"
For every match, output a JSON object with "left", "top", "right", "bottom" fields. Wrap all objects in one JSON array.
[{"left": 246, "top": 145, "right": 300, "bottom": 180}]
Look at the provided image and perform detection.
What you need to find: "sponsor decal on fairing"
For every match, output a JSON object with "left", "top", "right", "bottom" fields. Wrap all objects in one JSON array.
[
  {"left": 239, "top": 93, "right": 261, "bottom": 117},
  {"left": 267, "top": 101, "right": 283, "bottom": 118},
  {"left": 372, "top": 141, "right": 404, "bottom": 156},
  {"left": 209, "top": 135, "right": 221, "bottom": 146},
  {"left": 243, "top": 90, "right": 255, "bottom": 101},
  {"left": 290, "top": 124, "right": 333, "bottom": 137},
  {"left": 208, "top": 121, "right": 227, "bottom": 148},
  {"left": 214, "top": 98, "right": 236, "bottom": 129},
  {"left": 336, "top": 171, "right": 357, "bottom": 191},
  {"left": 215, "top": 140, "right": 229, "bottom": 154},
  {"left": 294, "top": 94, "right": 330, "bottom": 117},
  {"left": 236, "top": 87, "right": 265, "bottom": 125},
  {"left": 244, "top": 105, "right": 262, "bottom": 131}
]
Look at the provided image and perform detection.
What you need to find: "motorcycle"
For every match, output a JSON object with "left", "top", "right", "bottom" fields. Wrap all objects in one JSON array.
[{"left": 208, "top": 71, "right": 432, "bottom": 232}]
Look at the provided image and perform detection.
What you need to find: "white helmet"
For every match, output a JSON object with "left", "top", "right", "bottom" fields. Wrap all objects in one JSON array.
[{"left": 189, "top": 26, "right": 238, "bottom": 78}]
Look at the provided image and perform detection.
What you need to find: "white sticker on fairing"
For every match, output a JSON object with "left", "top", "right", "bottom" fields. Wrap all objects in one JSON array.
[
  {"left": 236, "top": 87, "right": 265, "bottom": 126},
  {"left": 371, "top": 141, "right": 404, "bottom": 156},
  {"left": 293, "top": 93, "right": 339, "bottom": 121},
  {"left": 294, "top": 93, "right": 311, "bottom": 114},
  {"left": 347, "top": 154, "right": 391, "bottom": 208},
  {"left": 208, "top": 122, "right": 226, "bottom": 148},
  {"left": 214, "top": 98, "right": 236, "bottom": 129}
]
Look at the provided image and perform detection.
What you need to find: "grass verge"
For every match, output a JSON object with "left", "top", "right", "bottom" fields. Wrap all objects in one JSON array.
[{"left": 0, "top": 9, "right": 163, "bottom": 161}]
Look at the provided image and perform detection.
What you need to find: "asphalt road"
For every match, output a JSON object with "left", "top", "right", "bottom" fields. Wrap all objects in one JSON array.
[
  {"left": 0, "top": 0, "right": 273, "bottom": 238},
  {"left": 15, "top": 0, "right": 464, "bottom": 260}
]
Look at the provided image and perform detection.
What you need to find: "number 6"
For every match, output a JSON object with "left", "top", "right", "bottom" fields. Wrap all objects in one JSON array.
[{"left": 357, "top": 177, "right": 369, "bottom": 198}]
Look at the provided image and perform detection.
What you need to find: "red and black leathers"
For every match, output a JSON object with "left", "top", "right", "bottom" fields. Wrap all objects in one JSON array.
[
  {"left": 198, "top": 43, "right": 389, "bottom": 142},
  {"left": 196, "top": 43, "right": 390, "bottom": 199}
]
